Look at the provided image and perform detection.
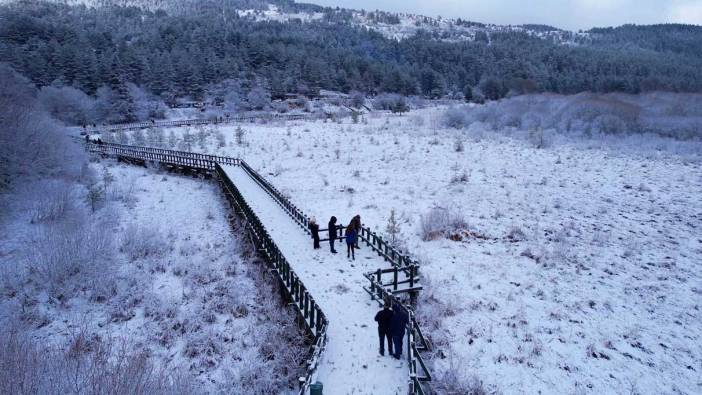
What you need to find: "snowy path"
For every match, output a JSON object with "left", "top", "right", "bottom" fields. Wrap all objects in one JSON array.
[{"left": 222, "top": 165, "right": 406, "bottom": 395}]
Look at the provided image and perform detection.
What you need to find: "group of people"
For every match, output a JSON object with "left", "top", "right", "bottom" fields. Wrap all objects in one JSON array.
[
  {"left": 308, "top": 214, "right": 362, "bottom": 260},
  {"left": 308, "top": 216, "right": 410, "bottom": 359},
  {"left": 374, "top": 298, "right": 409, "bottom": 359}
]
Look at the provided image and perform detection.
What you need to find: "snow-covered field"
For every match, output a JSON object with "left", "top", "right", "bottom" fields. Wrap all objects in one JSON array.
[
  {"left": 127, "top": 105, "right": 702, "bottom": 394},
  {"left": 0, "top": 160, "right": 306, "bottom": 393}
]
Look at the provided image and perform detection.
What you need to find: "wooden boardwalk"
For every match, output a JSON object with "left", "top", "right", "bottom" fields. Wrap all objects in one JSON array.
[
  {"left": 222, "top": 165, "right": 406, "bottom": 394},
  {"left": 87, "top": 141, "right": 431, "bottom": 395}
]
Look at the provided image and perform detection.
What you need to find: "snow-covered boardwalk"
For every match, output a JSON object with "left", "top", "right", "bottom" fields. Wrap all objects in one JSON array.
[{"left": 222, "top": 165, "right": 406, "bottom": 395}]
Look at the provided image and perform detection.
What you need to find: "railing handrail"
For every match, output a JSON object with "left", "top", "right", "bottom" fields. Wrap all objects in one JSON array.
[{"left": 91, "top": 112, "right": 328, "bottom": 132}]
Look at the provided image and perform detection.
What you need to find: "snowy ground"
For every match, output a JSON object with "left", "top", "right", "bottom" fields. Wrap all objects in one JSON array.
[
  {"left": 0, "top": 160, "right": 306, "bottom": 393},
  {"left": 128, "top": 106, "right": 702, "bottom": 394}
]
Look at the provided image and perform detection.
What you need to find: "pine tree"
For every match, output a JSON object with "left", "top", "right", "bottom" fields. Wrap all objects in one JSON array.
[{"left": 385, "top": 209, "right": 401, "bottom": 247}]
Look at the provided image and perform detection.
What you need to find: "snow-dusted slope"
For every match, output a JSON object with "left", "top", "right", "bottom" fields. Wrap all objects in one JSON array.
[{"left": 135, "top": 104, "right": 702, "bottom": 393}]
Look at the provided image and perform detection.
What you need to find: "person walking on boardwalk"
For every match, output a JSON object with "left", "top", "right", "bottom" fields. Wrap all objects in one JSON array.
[
  {"left": 374, "top": 299, "right": 394, "bottom": 356},
  {"left": 345, "top": 223, "right": 357, "bottom": 260},
  {"left": 390, "top": 301, "right": 409, "bottom": 359},
  {"left": 328, "top": 216, "right": 338, "bottom": 254},
  {"left": 352, "top": 214, "right": 361, "bottom": 249},
  {"left": 309, "top": 217, "right": 320, "bottom": 249}
]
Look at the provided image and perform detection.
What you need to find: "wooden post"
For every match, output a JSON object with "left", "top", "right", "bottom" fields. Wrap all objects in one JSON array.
[
  {"left": 299, "top": 284, "right": 305, "bottom": 311},
  {"left": 304, "top": 291, "right": 309, "bottom": 318},
  {"left": 409, "top": 265, "right": 414, "bottom": 288},
  {"left": 316, "top": 308, "right": 323, "bottom": 332},
  {"left": 393, "top": 267, "right": 398, "bottom": 291},
  {"left": 376, "top": 269, "right": 382, "bottom": 300},
  {"left": 309, "top": 300, "right": 315, "bottom": 330}
]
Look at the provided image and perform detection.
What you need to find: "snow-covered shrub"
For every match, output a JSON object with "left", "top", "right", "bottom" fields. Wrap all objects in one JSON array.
[
  {"left": 443, "top": 107, "right": 470, "bottom": 129},
  {"left": 0, "top": 64, "right": 80, "bottom": 191},
  {"left": 433, "top": 357, "right": 488, "bottom": 395},
  {"left": 420, "top": 206, "right": 468, "bottom": 241},
  {"left": 246, "top": 86, "right": 271, "bottom": 110},
  {"left": 372, "top": 93, "right": 408, "bottom": 112},
  {"left": 450, "top": 170, "right": 469, "bottom": 184},
  {"left": 120, "top": 223, "right": 168, "bottom": 261},
  {"left": 507, "top": 226, "right": 527, "bottom": 242},
  {"left": 0, "top": 329, "right": 193, "bottom": 394},
  {"left": 37, "top": 84, "right": 97, "bottom": 126},
  {"left": 29, "top": 180, "right": 76, "bottom": 223},
  {"left": 349, "top": 90, "right": 366, "bottom": 108},
  {"left": 29, "top": 220, "right": 114, "bottom": 300},
  {"left": 127, "top": 83, "right": 168, "bottom": 121}
]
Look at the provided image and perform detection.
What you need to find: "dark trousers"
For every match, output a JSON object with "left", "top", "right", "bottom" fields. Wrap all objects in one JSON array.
[
  {"left": 378, "top": 329, "right": 393, "bottom": 355},
  {"left": 329, "top": 237, "right": 336, "bottom": 252},
  {"left": 313, "top": 236, "right": 320, "bottom": 249},
  {"left": 347, "top": 243, "right": 355, "bottom": 259},
  {"left": 392, "top": 334, "right": 404, "bottom": 358}
]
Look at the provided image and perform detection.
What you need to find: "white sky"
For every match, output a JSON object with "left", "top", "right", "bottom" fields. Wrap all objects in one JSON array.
[{"left": 307, "top": 0, "right": 702, "bottom": 30}]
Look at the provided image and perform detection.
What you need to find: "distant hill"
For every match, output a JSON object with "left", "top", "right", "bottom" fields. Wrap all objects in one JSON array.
[{"left": 1, "top": 0, "right": 701, "bottom": 102}]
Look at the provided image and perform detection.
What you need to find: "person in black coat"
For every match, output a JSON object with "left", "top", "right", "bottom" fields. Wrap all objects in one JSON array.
[
  {"left": 309, "top": 217, "right": 320, "bottom": 249},
  {"left": 390, "top": 301, "right": 409, "bottom": 359},
  {"left": 328, "top": 216, "right": 338, "bottom": 254},
  {"left": 374, "top": 300, "right": 394, "bottom": 356}
]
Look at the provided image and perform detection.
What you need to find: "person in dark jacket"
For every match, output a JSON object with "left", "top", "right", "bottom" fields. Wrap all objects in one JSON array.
[
  {"left": 328, "top": 216, "right": 338, "bottom": 254},
  {"left": 352, "top": 215, "right": 361, "bottom": 249},
  {"left": 374, "top": 299, "right": 394, "bottom": 356},
  {"left": 309, "top": 217, "right": 320, "bottom": 249},
  {"left": 390, "top": 302, "right": 409, "bottom": 359},
  {"left": 345, "top": 223, "right": 357, "bottom": 260}
]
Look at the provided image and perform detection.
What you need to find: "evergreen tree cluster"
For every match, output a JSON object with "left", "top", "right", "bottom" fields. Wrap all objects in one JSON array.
[{"left": 1, "top": 0, "right": 701, "bottom": 103}]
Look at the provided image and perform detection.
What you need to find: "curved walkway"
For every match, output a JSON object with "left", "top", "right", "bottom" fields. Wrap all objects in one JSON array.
[{"left": 222, "top": 165, "right": 405, "bottom": 395}]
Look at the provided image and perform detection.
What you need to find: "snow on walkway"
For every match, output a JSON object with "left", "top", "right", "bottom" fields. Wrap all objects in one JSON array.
[{"left": 222, "top": 165, "right": 406, "bottom": 395}]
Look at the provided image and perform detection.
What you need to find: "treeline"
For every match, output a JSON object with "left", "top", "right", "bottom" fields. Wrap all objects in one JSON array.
[{"left": 1, "top": 0, "right": 702, "bottom": 109}]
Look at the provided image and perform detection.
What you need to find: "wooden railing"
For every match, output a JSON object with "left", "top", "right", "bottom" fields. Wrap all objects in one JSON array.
[
  {"left": 216, "top": 164, "right": 327, "bottom": 395},
  {"left": 359, "top": 225, "right": 418, "bottom": 269},
  {"left": 87, "top": 142, "right": 326, "bottom": 394},
  {"left": 235, "top": 160, "right": 432, "bottom": 395},
  {"left": 365, "top": 275, "right": 431, "bottom": 394},
  {"left": 87, "top": 141, "right": 238, "bottom": 170},
  {"left": 92, "top": 112, "right": 329, "bottom": 133},
  {"left": 86, "top": 141, "right": 431, "bottom": 394}
]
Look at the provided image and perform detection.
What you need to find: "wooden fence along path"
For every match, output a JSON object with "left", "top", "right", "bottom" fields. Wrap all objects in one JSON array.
[
  {"left": 86, "top": 141, "right": 431, "bottom": 395},
  {"left": 90, "top": 112, "right": 332, "bottom": 133}
]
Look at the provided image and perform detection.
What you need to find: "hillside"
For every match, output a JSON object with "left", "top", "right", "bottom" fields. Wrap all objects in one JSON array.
[{"left": 1, "top": 0, "right": 702, "bottom": 113}]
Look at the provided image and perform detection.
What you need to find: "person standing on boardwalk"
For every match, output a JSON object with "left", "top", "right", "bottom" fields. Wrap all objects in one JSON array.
[
  {"left": 374, "top": 299, "right": 394, "bottom": 356},
  {"left": 390, "top": 301, "right": 409, "bottom": 359},
  {"left": 345, "top": 223, "right": 357, "bottom": 260},
  {"left": 352, "top": 214, "right": 361, "bottom": 249},
  {"left": 309, "top": 217, "right": 320, "bottom": 249},
  {"left": 328, "top": 216, "right": 338, "bottom": 254}
]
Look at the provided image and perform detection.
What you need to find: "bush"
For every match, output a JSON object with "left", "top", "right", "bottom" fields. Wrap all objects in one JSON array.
[
  {"left": 420, "top": 207, "right": 468, "bottom": 241},
  {"left": 120, "top": 223, "right": 167, "bottom": 261},
  {"left": 443, "top": 107, "right": 470, "bottom": 129},
  {"left": 0, "top": 329, "right": 194, "bottom": 394},
  {"left": 37, "top": 84, "right": 97, "bottom": 126},
  {"left": 0, "top": 64, "right": 79, "bottom": 191},
  {"left": 29, "top": 220, "right": 114, "bottom": 299},
  {"left": 29, "top": 180, "right": 76, "bottom": 223},
  {"left": 349, "top": 90, "right": 366, "bottom": 108},
  {"left": 372, "top": 93, "right": 409, "bottom": 112}
]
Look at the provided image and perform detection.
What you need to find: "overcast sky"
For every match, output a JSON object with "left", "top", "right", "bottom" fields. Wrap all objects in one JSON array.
[{"left": 307, "top": 0, "right": 702, "bottom": 30}]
